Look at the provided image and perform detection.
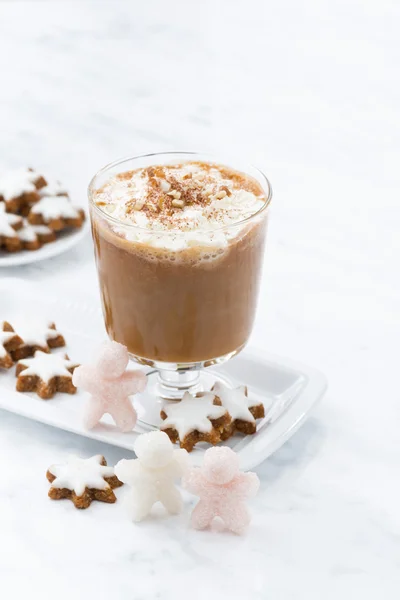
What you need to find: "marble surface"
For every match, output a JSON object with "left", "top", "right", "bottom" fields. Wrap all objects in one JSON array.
[{"left": 1, "top": 1, "right": 399, "bottom": 598}]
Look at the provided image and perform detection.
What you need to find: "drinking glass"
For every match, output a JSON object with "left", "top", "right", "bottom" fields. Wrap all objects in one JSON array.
[{"left": 88, "top": 152, "right": 272, "bottom": 423}]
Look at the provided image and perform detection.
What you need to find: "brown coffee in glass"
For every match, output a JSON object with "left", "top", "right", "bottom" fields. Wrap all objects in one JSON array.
[{"left": 89, "top": 152, "right": 272, "bottom": 401}]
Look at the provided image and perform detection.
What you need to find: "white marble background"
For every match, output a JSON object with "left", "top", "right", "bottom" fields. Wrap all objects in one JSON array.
[{"left": 0, "top": 1, "right": 399, "bottom": 598}]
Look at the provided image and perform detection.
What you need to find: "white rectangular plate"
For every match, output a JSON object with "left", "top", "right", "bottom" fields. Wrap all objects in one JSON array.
[{"left": 0, "top": 278, "right": 327, "bottom": 470}]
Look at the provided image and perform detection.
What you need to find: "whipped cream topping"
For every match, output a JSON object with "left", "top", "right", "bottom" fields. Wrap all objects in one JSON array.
[{"left": 94, "top": 162, "right": 266, "bottom": 251}]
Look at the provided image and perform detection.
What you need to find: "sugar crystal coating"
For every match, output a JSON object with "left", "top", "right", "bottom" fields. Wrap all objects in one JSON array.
[
  {"left": 183, "top": 446, "right": 260, "bottom": 534},
  {"left": 72, "top": 340, "right": 147, "bottom": 432},
  {"left": 115, "top": 431, "right": 188, "bottom": 522}
]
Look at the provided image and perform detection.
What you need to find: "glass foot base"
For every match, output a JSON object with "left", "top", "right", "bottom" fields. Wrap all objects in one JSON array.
[{"left": 134, "top": 368, "right": 233, "bottom": 431}]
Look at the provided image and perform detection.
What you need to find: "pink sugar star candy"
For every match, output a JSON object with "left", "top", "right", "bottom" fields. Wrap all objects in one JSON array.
[
  {"left": 72, "top": 340, "right": 147, "bottom": 432},
  {"left": 182, "top": 446, "right": 260, "bottom": 535}
]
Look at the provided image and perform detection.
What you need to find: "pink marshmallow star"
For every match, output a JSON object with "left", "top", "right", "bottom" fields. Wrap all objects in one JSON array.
[
  {"left": 72, "top": 340, "right": 147, "bottom": 432},
  {"left": 182, "top": 446, "right": 259, "bottom": 534}
]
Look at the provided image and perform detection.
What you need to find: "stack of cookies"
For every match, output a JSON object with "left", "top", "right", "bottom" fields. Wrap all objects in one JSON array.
[
  {"left": 0, "top": 167, "right": 85, "bottom": 253},
  {"left": 0, "top": 320, "right": 79, "bottom": 399}
]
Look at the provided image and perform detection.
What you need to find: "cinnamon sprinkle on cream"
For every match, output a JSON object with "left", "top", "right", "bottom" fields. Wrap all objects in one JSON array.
[{"left": 95, "top": 161, "right": 266, "bottom": 234}]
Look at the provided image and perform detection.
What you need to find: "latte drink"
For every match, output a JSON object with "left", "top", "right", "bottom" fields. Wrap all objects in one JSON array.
[{"left": 90, "top": 158, "right": 271, "bottom": 366}]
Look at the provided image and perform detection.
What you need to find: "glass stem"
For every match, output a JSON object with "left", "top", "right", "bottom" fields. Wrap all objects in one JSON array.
[{"left": 157, "top": 369, "right": 202, "bottom": 400}]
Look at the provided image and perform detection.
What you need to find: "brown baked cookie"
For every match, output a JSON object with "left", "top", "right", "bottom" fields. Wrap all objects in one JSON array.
[
  {"left": 0, "top": 322, "right": 23, "bottom": 369},
  {"left": 0, "top": 203, "right": 23, "bottom": 252},
  {"left": 39, "top": 180, "right": 69, "bottom": 198},
  {"left": 212, "top": 382, "right": 265, "bottom": 440},
  {"left": 0, "top": 168, "right": 46, "bottom": 214},
  {"left": 11, "top": 321, "right": 65, "bottom": 361},
  {"left": 46, "top": 455, "right": 123, "bottom": 509},
  {"left": 160, "top": 391, "right": 231, "bottom": 452},
  {"left": 16, "top": 351, "right": 78, "bottom": 399},
  {"left": 28, "top": 195, "right": 85, "bottom": 231},
  {"left": 17, "top": 220, "right": 56, "bottom": 251}
]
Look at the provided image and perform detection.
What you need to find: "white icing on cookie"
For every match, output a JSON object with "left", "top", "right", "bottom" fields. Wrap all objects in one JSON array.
[
  {"left": 0, "top": 203, "right": 21, "bottom": 237},
  {"left": 48, "top": 455, "right": 115, "bottom": 497},
  {"left": 18, "top": 222, "right": 38, "bottom": 243},
  {"left": 17, "top": 220, "right": 53, "bottom": 243},
  {"left": 161, "top": 391, "right": 227, "bottom": 438},
  {"left": 0, "top": 330, "right": 15, "bottom": 358},
  {"left": 34, "top": 224, "right": 53, "bottom": 234},
  {"left": 39, "top": 180, "right": 68, "bottom": 197},
  {"left": 18, "top": 351, "right": 75, "bottom": 382},
  {"left": 212, "top": 382, "right": 260, "bottom": 423},
  {"left": 14, "top": 321, "right": 61, "bottom": 347},
  {"left": 0, "top": 168, "right": 42, "bottom": 201},
  {"left": 30, "top": 196, "right": 80, "bottom": 220}
]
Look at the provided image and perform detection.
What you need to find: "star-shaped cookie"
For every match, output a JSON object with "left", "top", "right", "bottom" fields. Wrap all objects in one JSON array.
[
  {"left": 160, "top": 391, "right": 231, "bottom": 452},
  {"left": 0, "top": 203, "right": 23, "bottom": 252},
  {"left": 0, "top": 167, "right": 46, "bottom": 213},
  {"left": 28, "top": 196, "right": 85, "bottom": 231},
  {"left": 17, "top": 220, "right": 56, "bottom": 251},
  {"left": 11, "top": 321, "right": 65, "bottom": 361},
  {"left": 212, "top": 382, "right": 265, "bottom": 439},
  {"left": 16, "top": 351, "right": 78, "bottom": 399},
  {"left": 39, "top": 179, "right": 69, "bottom": 198},
  {"left": 0, "top": 322, "right": 23, "bottom": 369},
  {"left": 46, "top": 455, "right": 123, "bottom": 509}
]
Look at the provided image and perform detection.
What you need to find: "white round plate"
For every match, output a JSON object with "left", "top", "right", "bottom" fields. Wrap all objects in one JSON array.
[{"left": 0, "top": 221, "right": 89, "bottom": 267}]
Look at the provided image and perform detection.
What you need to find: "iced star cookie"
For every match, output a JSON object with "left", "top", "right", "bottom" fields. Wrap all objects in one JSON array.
[
  {"left": 11, "top": 321, "right": 65, "bottom": 361},
  {"left": 16, "top": 351, "right": 78, "bottom": 399},
  {"left": 46, "top": 455, "right": 123, "bottom": 509},
  {"left": 212, "top": 382, "right": 265, "bottom": 439},
  {"left": 0, "top": 322, "right": 23, "bottom": 369},
  {"left": 28, "top": 196, "right": 85, "bottom": 231},
  {"left": 17, "top": 220, "right": 56, "bottom": 251},
  {"left": 0, "top": 203, "right": 23, "bottom": 252},
  {"left": 39, "top": 180, "right": 69, "bottom": 198},
  {"left": 160, "top": 391, "right": 231, "bottom": 452},
  {"left": 0, "top": 168, "right": 46, "bottom": 213}
]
